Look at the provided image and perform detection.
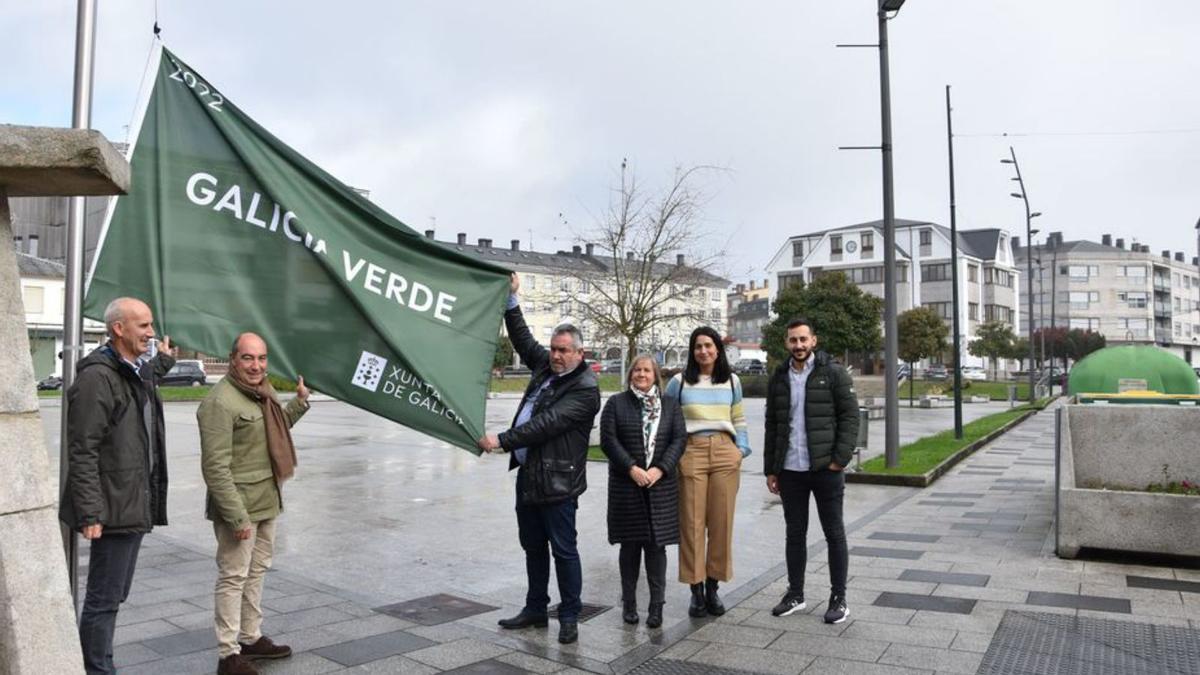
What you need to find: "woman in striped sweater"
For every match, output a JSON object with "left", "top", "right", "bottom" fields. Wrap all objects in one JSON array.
[{"left": 664, "top": 326, "right": 751, "bottom": 617}]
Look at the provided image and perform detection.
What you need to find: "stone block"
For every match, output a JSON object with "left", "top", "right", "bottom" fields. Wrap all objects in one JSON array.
[
  {"left": 0, "top": 200, "right": 38, "bottom": 415},
  {"left": 0, "top": 125, "right": 130, "bottom": 197},
  {"left": 0, "top": 507, "right": 83, "bottom": 674},
  {"left": 0, "top": 413, "right": 56, "bottom": 515}
]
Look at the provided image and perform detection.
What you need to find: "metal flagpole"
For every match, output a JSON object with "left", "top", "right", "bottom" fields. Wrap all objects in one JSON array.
[
  {"left": 946, "top": 85, "right": 963, "bottom": 439},
  {"left": 61, "top": 0, "right": 99, "bottom": 612}
]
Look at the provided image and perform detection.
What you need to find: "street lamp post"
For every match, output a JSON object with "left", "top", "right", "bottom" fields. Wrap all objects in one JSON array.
[
  {"left": 1001, "top": 146, "right": 1041, "bottom": 401},
  {"left": 945, "top": 85, "right": 963, "bottom": 439},
  {"left": 879, "top": 0, "right": 904, "bottom": 467}
]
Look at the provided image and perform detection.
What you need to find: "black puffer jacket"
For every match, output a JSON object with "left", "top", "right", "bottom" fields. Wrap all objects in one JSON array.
[
  {"left": 499, "top": 306, "right": 601, "bottom": 506},
  {"left": 763, "top": 351, "right": 859, "bottom": 475},
  {"left": 59, "top": 345, "right": 173, "bottom": 533},
  {"left": 599, "top": 390, "right": 687, "bottom": 545}
]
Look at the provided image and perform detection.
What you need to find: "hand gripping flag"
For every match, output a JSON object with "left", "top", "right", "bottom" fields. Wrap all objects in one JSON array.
[{"left": 85, "top": 46, "right": 510, "bottom": 453}]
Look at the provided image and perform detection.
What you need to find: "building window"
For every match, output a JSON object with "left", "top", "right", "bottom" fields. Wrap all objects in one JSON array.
[
  {"left": 1118, "top": 291, "right": 1148, "bottom": 308},
  {"left": 861, "top": 233, "right": 874, "bottom": 253},
  {"left": 830, "top": 235, "right": 843, "bottom": 255},
  {"left": 1116, "top": 265, "right": 1146, "bottom": 278},
  {"left": 847, "top": 266, "right": 884, "bottom": 284},
  {"left": 1069, "top": 317, "right": 1101, "bottom": 331},
  {"left": 527, "top": 274, "right": 537, "bottom": 289},
  {"left": 1118, "top": 317, "right": 1150, "bottom": 338},
  {"left": 1176, "top": 273, "right": 1183, "bottom": 287},
  {"left": 921, "top": 263, "right": 952, "bottom": 282},
  {"left": 922, "top": 302, "right": 952, "bottom": 319},
  {"left": 779, "top": 273, "right": 804, "bottom": 289},
  {"left": 1069, "top": 291, "right": 1099, "bottom": 310},
  {"left": 919, "top": 229, "right": 932, "bottom": 246},
  {"left": 22, "top": 286, "right": 45, "bottom": 313},
  {"left": 984, "top": 267, "right": 1013, "bottom": 287},
  {"left": 710, "top": 309, "right": 722, "bottom": 320},
  {"left": 792, "top": 241, "right": 804, "bottom": 258},
  {"left": 984, "top": 304, "right": 1013, "bottom": 324},
  {"left": 968, "top": 265, "right": 978, "bottom": 283},
  {"left": 1175, "top": 297, "right": 1183, "bottom": 311},
  {"left": 709, "top": 289, "right": 721, "bottom": 301},
  {"left": 1065, "top": 265, "right": 1099, "bottom": 281},
  {"left": 968, "top": 302, "right": 979, "bottom": 320}
]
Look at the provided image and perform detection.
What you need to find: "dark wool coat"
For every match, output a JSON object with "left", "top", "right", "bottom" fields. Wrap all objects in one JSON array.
[
  {"left": 599, "top": 390, "right": 687, "bottom": 545},
  {"left": 763, "top": 350, "right": 859, "bottom": 475}
]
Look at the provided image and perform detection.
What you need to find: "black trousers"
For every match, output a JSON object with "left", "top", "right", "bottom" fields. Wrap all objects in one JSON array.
[
  {"left": 618, "top": 542, "right": 667, "bottom": 605},
  {"left": 79, "top": 532, "right": 144, "bottom": 675},
  {"left": 779, "top": 469, "right": 848, "bottom": 596}
]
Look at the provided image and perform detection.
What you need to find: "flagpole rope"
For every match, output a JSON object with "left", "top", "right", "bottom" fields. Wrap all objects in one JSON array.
[{"left": 124, "top": 36, "right": 158, "bottom": 147}]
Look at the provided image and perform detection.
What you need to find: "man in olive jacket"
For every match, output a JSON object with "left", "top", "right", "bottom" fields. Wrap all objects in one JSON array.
[
  {"left": 477, "top": 273, "right": 601, "bottom": 645},
  {"left": 60, "top": 297, "right": 173, "bottom": 675},
  {"left": 198, "top": 333, "right": 309, "bottom": 675},
  {"left": 763, "top": 318, "right": 858, "bottom": 625}
]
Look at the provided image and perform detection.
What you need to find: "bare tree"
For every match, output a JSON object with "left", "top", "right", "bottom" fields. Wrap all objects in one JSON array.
[{"left": 553, "top": 162, "right": 727, "bottom": 360}]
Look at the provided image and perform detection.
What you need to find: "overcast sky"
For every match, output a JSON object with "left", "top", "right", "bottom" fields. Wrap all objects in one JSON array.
[{"left": 4, "top": 1, "right": 1198, "bottom": 282}]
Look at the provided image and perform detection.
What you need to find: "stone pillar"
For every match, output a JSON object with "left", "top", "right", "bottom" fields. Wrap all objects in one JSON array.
[{"left": 0, "top": 125, "right": 129, "bottom": 674}]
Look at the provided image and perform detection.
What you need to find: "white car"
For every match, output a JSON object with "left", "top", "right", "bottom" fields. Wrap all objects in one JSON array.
[{"left": 961, "top": 366, "right": 988, "bottom": 381}]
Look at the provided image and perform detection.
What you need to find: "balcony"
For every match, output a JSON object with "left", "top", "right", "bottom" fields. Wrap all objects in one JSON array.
[
  {"left": 1154, "top": 278, "right": 1171, "bottom": 292},
  {"left": 1156, "top": 330, "right": 1172, "bottom": 345},
  {"left": 1154, "top": 303, "right": 1172, "bottom": 318}
]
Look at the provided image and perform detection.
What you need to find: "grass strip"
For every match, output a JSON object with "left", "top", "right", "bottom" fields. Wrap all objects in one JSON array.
[{"left": 858, "top": 397, "right": 1052, "bottom": 476}]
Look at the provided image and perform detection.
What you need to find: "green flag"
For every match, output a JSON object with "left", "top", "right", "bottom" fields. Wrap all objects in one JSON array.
[{"left": 85, "top": 46, "right": 510, "bottom": 453}]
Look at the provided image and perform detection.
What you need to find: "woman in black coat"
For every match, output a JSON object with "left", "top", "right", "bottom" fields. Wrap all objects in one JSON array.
[{"left": 600, "top": 355, "right": 687, "bottom": 628}]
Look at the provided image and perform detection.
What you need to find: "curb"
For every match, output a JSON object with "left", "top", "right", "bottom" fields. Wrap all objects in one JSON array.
[{"left": 846, "top": 405, "right": 1046, "bottom": 488}]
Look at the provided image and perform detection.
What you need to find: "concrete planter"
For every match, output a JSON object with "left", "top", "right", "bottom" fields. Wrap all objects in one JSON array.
[{"left": 1056, "top": 404, "right": 1200, "bottom": 558}]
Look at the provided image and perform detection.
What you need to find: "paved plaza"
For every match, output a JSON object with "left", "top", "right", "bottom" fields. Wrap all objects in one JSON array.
[{"left": 39, "top": 397, "right": 1200, "bottom": 674}]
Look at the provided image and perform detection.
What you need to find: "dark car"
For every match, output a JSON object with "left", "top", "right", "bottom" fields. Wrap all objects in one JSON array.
[
  {"left": 733, "top": 358, "right": 766, "bottom": 375},
  {"left": 37, "top": 375, "right": 63, "bottom": 390},
  {"left": 923, "top": 365, "right": 949, "bottom": 381},
  {"left": 160, "top": 361, "right": 207, "bottom": 387}
]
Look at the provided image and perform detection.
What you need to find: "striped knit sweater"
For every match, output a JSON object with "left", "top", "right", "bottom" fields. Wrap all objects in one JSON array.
[{"left": 665, "top": 373, "right": 752, "bottom": 456}]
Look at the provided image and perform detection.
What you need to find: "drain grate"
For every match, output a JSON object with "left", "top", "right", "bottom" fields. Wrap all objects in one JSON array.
[
  {"left": 978, "top": 610, "right": 1200, "bottom": 675},
  {"left": 627, "top": 658, "right": 763, "bottom": 675},
  {"left": 374, "top": 593, "right": 499, "bottom": 626},
  {"left": 549, "top": 602, "right": 610, "bottom": 623}
]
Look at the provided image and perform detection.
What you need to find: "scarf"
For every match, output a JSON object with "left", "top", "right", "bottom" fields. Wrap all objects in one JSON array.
[
  {"left": 226, "top": 371, "right": 297, "bottom": 483},
  {"left": 631, "top": 384, "right": 662, "bottom": 466}
]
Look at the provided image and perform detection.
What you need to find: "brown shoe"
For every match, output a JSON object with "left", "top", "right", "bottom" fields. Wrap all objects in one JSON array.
[
  {"left": 217, "top": 654, "right": 259, "bottom": 675},
  {"left": 239, "top": 636, "right": 293, "bottom": 660}
]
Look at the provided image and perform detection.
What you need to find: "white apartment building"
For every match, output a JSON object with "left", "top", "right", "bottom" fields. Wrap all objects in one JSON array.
[
  {"left": 1015, "top": 232, "right": 1200, "bottom": 364},
  {"left": 18, "top": 252, "right": 106, "bottom": 379},
  {"left": 432, "top": 232, "right": 729, "bottom": 367},
  {"left": 764, "top": 219, "right": 1022, "bottom": 373}
]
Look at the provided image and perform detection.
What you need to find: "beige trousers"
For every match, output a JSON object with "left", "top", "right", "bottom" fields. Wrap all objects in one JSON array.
[
  {"left": 213, "top": 518, "right": 276, "bottom": 657},
  {"left": 677, "top": 433, "right": 742, "bottom": 584}
]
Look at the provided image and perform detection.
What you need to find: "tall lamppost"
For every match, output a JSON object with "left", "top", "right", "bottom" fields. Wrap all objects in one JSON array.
[{"left": 1001, "top": 146, "right": 1042, "bottom": 400}]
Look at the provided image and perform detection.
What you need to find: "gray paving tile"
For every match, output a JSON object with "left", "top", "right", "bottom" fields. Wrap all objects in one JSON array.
[
  {"left": 313, "top": 629, "right": 438, "bottom": 667},
  {"left": 441, "top": 660, "right": 528, "bottom": 675},
  {"left": 770, "top": 632, "right": 891, "bottom": 662},
  {"left": 375, "top": 593, "right": 500, "bottom": 626},
  {"left": 950, "top": 522, "right": 1020, "bottom": 534},
  {"left": 949, "top": 631, "right": 993, "bottom": 653},
  {"left": 994, "top": 478, "right": 1044, "bottom": 484},
  {"left": 267, "top": 605, "right": 358, "bottom": 633},
  {"left": 689, "top": 622, "right": 783, "bottom": 648},
  {"left": 930, "top": 492, "right": 985, "bottom": 498},
  {"left": 113, "top": 642, "right": 163, "bottom": 667},
  {"left": 966, "top": 464, "right": 1008, "bottom": 469},
  {"left": 120, "top": 650, "right": 215, "bottom": 675},
  {"left": 405, "top": 637, "right": 511, "bottom": 670},
  {"left": 850, "top": 546, "right": 924, "bottom": 560},
  {"left": 962, "top": 512, "right": 1025, "bottom": 520},
  {"left": 874, "top": 592, "right": 976, "bottom": 615},
  {"left": 256, "top": 652, "right": 344, "bottom": 674},
  {"left": 842, "top": 621, "right": 955, "bottom": 648},
  {"left": 1127, "top": 575, "right": 1200, "bottom": 594},
  {"left": 868, "top": 532, "right": 942, "bottom": 544},
  {"left": 801, "top": 655, "right": 933, "bottom": 674},
  {"left": 140, "top": 627, "right": 218, "bottom": 657},
  {"left": 898, "top": 569, "right": 990, "bottom": 588},
  {"left": 115, "top": 600, "right": 200, "bottom": 626},
  {"left": 341, "top": 654, "right": 438, "bottom": 674},
  {"left": 114, "top": 618, "right": 184, "bottom": 645},
  {"left": 688, "top": 643, "right": 815, "bottom": 674},
  {"left": 878, "top": 643, "right": 984, "bottom": 674},
  {"left": 495, "top": 650, "right": 572, "bottom": 673},
  {"left": 917, "top": 500, "right": 974, "bottom": 507},
  {"left": 987, "top": 485, "right": 1043, "bottom": 492},
  {"left": 262, "top": 591, "right": 345, "bottom": 614},
  {"left": 1026, "top": 591, "right": 1131, "bottom": 614},
  {"left": 958, "top": 471, "right": 1003, "bottom": 476}
]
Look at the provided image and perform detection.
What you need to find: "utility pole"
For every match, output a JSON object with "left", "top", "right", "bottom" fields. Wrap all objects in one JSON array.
[{"left": 946, "top": 85, "right": 963, "bottom": 439}]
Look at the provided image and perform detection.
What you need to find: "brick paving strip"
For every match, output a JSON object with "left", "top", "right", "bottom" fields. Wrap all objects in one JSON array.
[{"left": 105, "top": 401, "right": 1200, "bottom": 673}]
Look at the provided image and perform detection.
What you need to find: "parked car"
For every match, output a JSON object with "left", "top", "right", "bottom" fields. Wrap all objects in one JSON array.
[
  {"left": 36, "top": 375, "right": 63, "bottom": 390},
  {"left": 733, "top": 358, "right": 766, "bottom": 375},
  {"left": 600, "top": 359, "right": 625, "bottom": 373},
  {"left": 960, "top": 366, "right": 988, "bottom": 381},
  {"left": 589, "top": 361, "right": 602, "bottom": 373},
  {"left": 896, "top": 363, "right": 911, "bottom": 381},
  {"left": 160, "top": 360, "right": 207, "bottom": 387},
  {"left": 923, "top": 365, "right": 949, "bottom": 381}
]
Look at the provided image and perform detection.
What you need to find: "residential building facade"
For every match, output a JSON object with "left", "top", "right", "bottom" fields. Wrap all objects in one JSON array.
[
  {"left": 433, "top": 232, "right": 729, "bottom": 368},
  {"left": 764, "top": 219, "right": 1022, "bottom": 373},
  {"left": 1015, "top": 232, "right": 1200, "bottom": 364},
  {"left": 18, "top": 252, "right": 107, "bottom": 379}
]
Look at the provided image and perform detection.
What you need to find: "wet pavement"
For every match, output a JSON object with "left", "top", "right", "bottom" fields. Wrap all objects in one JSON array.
[{"left": 39, "top": 397, "right": 1200, "bottom": 673}]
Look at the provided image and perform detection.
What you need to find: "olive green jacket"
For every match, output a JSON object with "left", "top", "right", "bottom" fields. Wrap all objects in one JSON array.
[{"left": 197, "top": 378, "right": 308, "bottom": 528}]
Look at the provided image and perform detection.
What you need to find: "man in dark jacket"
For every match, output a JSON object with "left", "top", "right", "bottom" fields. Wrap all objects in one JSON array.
[
  {"left": 763, "top": 318, "right": 858, "bottom": 624},
  {"left": 59, "top": 297, "right": 174, "bottom": 674},
  {"left": 478, "top": 273, "right": 601, "bottom": 645}
]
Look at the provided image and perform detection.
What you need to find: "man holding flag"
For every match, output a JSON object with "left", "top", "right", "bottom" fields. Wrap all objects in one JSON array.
[{"left": 198, "top": 332, "right": 309, "bottom": 675}]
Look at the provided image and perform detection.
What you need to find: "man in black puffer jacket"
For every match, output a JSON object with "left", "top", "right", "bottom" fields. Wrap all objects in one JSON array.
[
  {"left": 477, "top": 273, "right": 600, "bottom": 645},
  {"left": 60, "top": 297, "right": 174, "bottom": 675},
  {"left": 763, "top": 317, "right": 858, "bottom": 625}
]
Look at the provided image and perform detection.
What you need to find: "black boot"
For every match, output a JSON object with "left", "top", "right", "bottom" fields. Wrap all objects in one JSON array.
[
  {"left": 622, "top": 598, "right": 639, "bottom": 624},
  {"left": 688, "top": 583, "right": 707, "bottom": 617},
  {"left": 705, "top": 577, "right": 726, "bottom": 616},
  {"left": 646, "top": 602, "right": 664, "bottom": 628}
]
